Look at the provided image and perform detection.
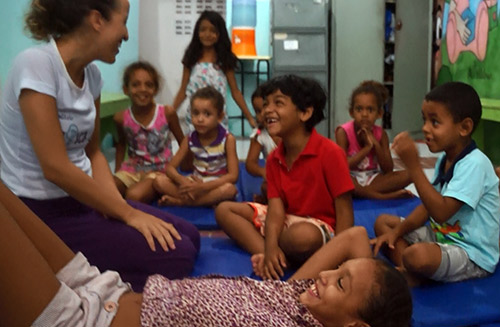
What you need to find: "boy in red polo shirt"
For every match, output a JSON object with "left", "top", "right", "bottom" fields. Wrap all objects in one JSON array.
[{"left": 216, "top": 75, "right": 354, "bottom": 279}]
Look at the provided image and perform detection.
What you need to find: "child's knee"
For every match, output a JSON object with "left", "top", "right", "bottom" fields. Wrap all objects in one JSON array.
[
  {"left": 281, "top": 224, "right": 323, "bottom": 256},
  {"left": 374, "top": 214, "right": 398, "bottom": 235},
  {"left": 220, "top": 183, "right": 237, "bottom": 198},
  {"left": 402, "top": 244, "right": 437, "bottom": 275},
  {"left": 124, "top": 188, "right": 144, "bottom": 202},
  {"left": 345, "top": 226, "right": 369, "bottom": 242},
  {"left": 215, "top": 201, "right": 238, "bottom": 224},
  {"left": 152, "top": 175, "right": 165, "bottom": 190}
]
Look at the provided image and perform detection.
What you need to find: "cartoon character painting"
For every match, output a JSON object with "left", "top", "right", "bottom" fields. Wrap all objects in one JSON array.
[
  {"left": 445, "top": 0, "right": 497, "bottom": 63},
  {"left": 433, "top": 0, "right": 500, "bottom": 100}
]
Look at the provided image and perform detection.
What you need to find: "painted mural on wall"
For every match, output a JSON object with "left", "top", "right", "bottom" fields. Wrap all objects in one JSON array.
[{"left": 433, "top": 0, "right": 500, "bottom": 99}]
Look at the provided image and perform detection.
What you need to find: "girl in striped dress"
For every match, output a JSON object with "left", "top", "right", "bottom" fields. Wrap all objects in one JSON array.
[{"left": 153, "top": 86, "right": 239, "bottom": 206}]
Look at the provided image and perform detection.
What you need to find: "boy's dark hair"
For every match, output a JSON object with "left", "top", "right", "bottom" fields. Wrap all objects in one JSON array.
[
  {"left": 25, "top": 0, "right": 118, "bottom": 41},
  {"left": 122, "top": 61, "right": 161, "bottom": 92},
  {"left": 251, "top": 85, "right": 263, "bottom": 102},
  {"left": 190, "top": 86, "right": 225, "bottom": 115},
  {"left": 182, "top": 10, "right": 237, "bottom": 72},
  {"left": 260, "top": 75, "right": 326, "bottom": 132},
  {"left": 358, "top": 259, "right": 413, "bottom": 327},
  {"left": 349, "top": 80, "right": 389, "bottom": 112},
  {"left": 425, "top": 82, "right": 482, "bottom": 134}
]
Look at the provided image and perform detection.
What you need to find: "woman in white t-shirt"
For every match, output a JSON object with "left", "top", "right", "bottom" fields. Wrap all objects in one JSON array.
[{"left": 0, "top": 0, "right": 199, "bottom": 291}]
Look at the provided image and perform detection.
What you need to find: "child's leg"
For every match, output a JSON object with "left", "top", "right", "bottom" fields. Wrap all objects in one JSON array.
[
  {"left": 401, "top": 242, "right": 442, "bottom": 280},
  {"left": 114, "top": 176, "right": 127, "bottom": 197},
  {"left": 368, "top": 170, "right": 411, "bottom": 194},
  {"left": 373, "top": 213, "right": 410, "bottom": 266},
  {"left": 0, "top": 187, "right": 66, "bottom": 326},
  {"left": 0, "top": 182, "right": 74, "bottom": 273},
  {"left": 279, "top": 222, "right": 324, "bottom": 265},
  {"left": 126, "top": 176, "right": 158, "bottom": 203},
  {"left": 189, "top": 183, "right": 237, "bottom": 206},
  {"left": 289, "top": 226, "right": 372, "bottom": 280},
  {"left": 153, "top": 174, "right": 185, "bottom": 205},
  {"left": 215, "top": 201, "right": 265, "bottom": 254}
]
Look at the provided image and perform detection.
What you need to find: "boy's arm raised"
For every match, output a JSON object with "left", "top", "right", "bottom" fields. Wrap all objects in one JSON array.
[{"left": 392, "top": 132, "right": 463, "bottom": 223}]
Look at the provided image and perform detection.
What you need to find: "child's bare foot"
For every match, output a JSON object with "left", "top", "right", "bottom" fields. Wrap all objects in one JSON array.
[
  {"left": 158, "top": 194, "right": 184, "bottom": 206},
  {"left": 251, "top": 253, "right": 265, "bottom": 278}
]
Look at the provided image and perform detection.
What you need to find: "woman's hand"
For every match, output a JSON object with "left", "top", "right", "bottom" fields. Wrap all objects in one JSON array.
[{"left": 123, "top": 208, "right": 182, "bottom": 252}]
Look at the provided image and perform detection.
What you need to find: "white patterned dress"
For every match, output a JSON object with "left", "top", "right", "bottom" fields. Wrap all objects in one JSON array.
[{"left": 185, "top": 62, "right": 229, "bottom": 126}]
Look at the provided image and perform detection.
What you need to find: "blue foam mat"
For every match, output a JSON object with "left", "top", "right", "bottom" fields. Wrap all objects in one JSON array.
[
  {"left": 191, "top": 196, "right": 500, "bottom": 327},
  {"left": 191, "top": 236, "right": 252, "bottom": 277}
]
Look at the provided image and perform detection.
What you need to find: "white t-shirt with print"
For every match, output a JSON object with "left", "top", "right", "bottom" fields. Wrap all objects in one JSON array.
[{"left": 0, "top": 38, "right": 102, "bottom": 199}]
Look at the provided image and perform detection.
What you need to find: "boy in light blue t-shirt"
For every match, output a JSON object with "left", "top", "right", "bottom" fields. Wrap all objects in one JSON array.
[{"left": 373, "top": 82, "right": 500, "bottom": 284}]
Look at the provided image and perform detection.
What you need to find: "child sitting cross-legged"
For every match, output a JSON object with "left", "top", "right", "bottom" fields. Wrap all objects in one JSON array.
[
  {"left": 372, "top": 82, "right": 500, "bottom": 285},
  {"left": 153, "top": 86, "right": 238, "bottom": 206},
  {"left": 216, "top": 75, "right": 355, "bottom": 280},
  {"left": 335, "top": 80, "right": 411, "bottom": 199}
]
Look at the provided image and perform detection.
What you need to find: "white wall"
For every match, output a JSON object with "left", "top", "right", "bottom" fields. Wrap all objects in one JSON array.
[{"left": 330, "top": 0, "right": 385, "bottom": 132}]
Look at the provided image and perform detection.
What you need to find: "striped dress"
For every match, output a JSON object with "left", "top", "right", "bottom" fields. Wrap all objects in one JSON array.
[{"left": 188, "top": 124, "right": 228, "bottom": 181}]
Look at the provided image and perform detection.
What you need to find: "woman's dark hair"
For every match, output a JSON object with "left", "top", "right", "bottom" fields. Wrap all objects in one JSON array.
[
  {"left": 424, "top": 81, "right": 481, "bottom": 133},
  {"left": 182, "top": 10, "right": 237, "bottom": 72},
  {"left": 260, "top": 75, "right": 326, "bottom": 132},
  {"left": 122, "top": 61, "right": 162, "bottom": 92},
  {"left": 358, "top": 259, "right": 413, "bottom": 327},
  {"left": 349, "top": 80, "right": 389, "bottom": 112},
  {"left": 25, "top": 0, "right": 118, "bottom": 41},
  {"left": 190, "top": 86, "right": 225, "bottom": 115}
]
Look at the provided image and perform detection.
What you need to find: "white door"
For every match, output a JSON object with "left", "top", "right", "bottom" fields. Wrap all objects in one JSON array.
[{"left": 390, "top": 0, "right": 432, "bottom": 139}]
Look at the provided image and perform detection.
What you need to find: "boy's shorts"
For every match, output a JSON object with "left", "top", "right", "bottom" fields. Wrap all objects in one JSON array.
[
  {"left": 33, "top": 252, "right": 131, "bottom": 327},
  {"left": 403, "top": 222, "right": 489, "bottom": 282},
  {"left": 247, "top": 202, "right": 334, "bottom": 245},
  {"left": 351, "top": 170, "right": 379, "bottom": 187},
  {"left": 115, "top": 171, "right": 161, "bottom": 188}
]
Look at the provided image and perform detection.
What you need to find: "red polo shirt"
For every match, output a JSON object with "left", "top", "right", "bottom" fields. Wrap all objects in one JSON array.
[{"left": 266, "top": 128, "right": 354, "bottom": 228}]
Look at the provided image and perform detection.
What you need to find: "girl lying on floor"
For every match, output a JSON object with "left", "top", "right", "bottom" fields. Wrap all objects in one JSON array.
[{"left": 0, "top": 180, "right": 412, "bottom": 327}]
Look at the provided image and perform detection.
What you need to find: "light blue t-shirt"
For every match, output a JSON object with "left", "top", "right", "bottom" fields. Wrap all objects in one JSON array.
[{"left": 431, "top": 146, "right": 500, "bottom": 273}]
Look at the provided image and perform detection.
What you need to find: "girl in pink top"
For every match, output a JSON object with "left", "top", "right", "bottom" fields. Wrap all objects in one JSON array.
[
  {"left": 335, "top": 81, "right": 410, "bottom": 199},
  {"left": 114, "top": 62, "right": 184, "bottom": 203}
]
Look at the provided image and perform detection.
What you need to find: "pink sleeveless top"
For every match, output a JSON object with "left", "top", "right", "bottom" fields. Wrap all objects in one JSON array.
[
  {"left": 338, "top": 120, "right": 383, "bottom": 171},
  {"left": 119, "top": 104, "right": 173, "bottom": 173}
]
